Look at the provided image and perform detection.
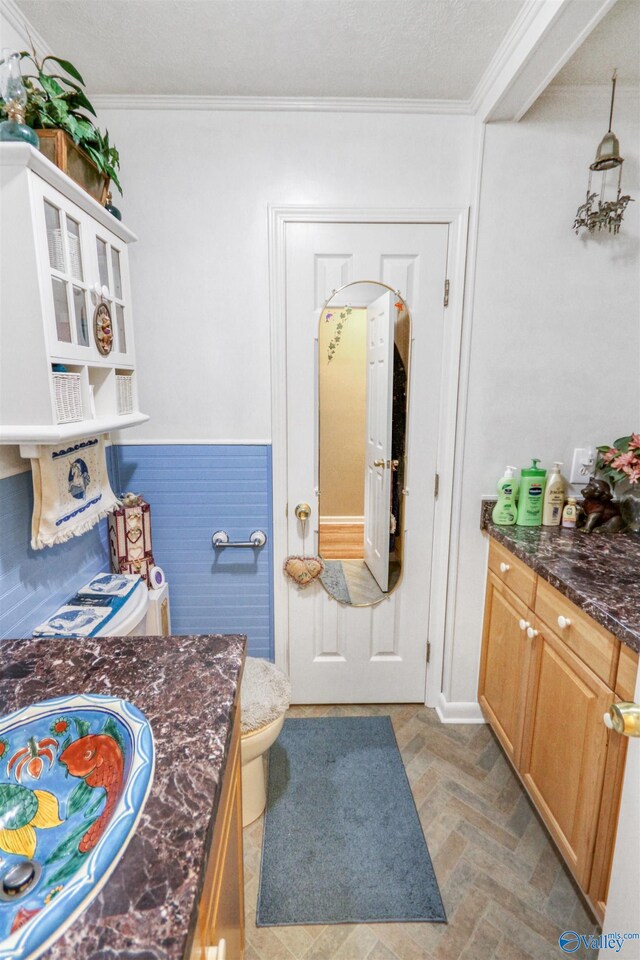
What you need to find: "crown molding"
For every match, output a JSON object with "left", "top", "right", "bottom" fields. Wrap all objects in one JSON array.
[
  {"left": 474, "top": 0, "right": 620, "bottom": 123},
  {"left": 0, "top": 0, "right": 50, "bottom": 57},
  {"left": 4, "top": 0, "right": 632, "bottom": 123},
  {"left": 469, "top": 0, "right": 543, "bottom": 116},
  {"left": 541, "top": 82, "right": 639, "bottom": 100},
  {"left": 507, "top": 0, "right": 619, "bottom": 123},
  {"left": 89, "top": 94, "right": 474, "bottom": 115}
]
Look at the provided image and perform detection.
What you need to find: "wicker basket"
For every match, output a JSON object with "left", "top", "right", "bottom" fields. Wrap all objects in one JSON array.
[
  {"left": 37, "top": 129, "right": 109, "bottom": 205},
  {"left": 53, "top": 371, "right": 83, "bottom": 423},
  {"left": 47, "top": 227, "right": 65, "bottom": 272},
  {"left": 116, "top": 375, "right": 133, "bottom": 415}
]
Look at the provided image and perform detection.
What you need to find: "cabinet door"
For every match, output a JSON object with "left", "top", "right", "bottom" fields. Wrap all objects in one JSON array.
[
  {"left": 478, "top": 573, "right": 534, "bottom": 767},
  {"left": 35, "top": 180, "right": 94, "bottom": 361},
  {"left": 191, "top": 713, "right": 244, "bottom": 960},
  {"left": 520, "top": 623, "right": 612, "bottom": 888},
  {"left": 91, "top": 227, "right": 134, "bottom": 363},
  {"left": 205, "top": 762, "right": 244, "bottom": 959}
]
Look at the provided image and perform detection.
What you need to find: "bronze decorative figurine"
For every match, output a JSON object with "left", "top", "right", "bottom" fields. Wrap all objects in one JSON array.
[{"left": 578, "top": 478, "right": 625, "bottom": 533}]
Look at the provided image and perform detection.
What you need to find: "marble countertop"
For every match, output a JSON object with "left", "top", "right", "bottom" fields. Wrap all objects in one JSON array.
[
  {"left": 481, "top": 501, "right": 640, "bottom": 654},
  {"left": 0, "top": 633, "right": 245, "bottom": 959}
]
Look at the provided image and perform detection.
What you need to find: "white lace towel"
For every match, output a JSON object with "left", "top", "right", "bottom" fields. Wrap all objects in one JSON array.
[{"left": 30, "top": 436, "right": 120, "bottom": 549}]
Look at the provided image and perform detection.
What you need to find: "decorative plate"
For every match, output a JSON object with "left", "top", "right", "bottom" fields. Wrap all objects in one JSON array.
[{"left": 93, "top": 302, "right": 113, "bottom": 356}]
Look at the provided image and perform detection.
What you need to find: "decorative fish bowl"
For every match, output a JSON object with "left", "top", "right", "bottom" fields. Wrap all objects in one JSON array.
[{"left": 0, "top": 694, "right": 154, "bottom": 959}]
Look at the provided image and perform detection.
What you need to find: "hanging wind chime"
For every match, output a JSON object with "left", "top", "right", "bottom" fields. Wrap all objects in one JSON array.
[{"left": 573, "top": 70, "right": 634, "bottom": 236}]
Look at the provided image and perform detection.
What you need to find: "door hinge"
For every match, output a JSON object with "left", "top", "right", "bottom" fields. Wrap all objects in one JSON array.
[
  {"left": 434, "top": 473, "right": 440, "bottom": 499},
  {"left": 426, "top": 640, "right": 431, "bottom": 664},
  {"left": 443, "top": 279, "right": 450, "bottom": 307}
]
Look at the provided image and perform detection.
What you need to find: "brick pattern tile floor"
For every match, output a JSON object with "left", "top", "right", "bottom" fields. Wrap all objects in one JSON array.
[{"left": 242, "top": 704, "right": 599, "bottom": 960}]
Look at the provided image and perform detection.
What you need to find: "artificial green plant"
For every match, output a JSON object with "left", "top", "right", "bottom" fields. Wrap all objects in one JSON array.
[{"left": 9, "top": 49, "right": 122, "bottom": 193}]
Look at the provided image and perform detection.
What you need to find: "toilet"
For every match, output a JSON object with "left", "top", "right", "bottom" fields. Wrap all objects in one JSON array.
[
  {"left": 32, "top": 576, "right": 171, "bottom": 639},
  {"left": 240, "top": 657, "right": 291, "bottom": 827}
]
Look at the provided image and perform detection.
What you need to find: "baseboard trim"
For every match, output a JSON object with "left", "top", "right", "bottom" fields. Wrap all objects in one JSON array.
[
  {"left": 319, "top": 516, "right": 364, "bottom": 525},
  {"left": 435, "top": 693, "right": 486, "bottom": 724}
]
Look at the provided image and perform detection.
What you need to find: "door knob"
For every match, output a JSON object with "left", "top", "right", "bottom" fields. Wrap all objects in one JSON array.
[
  {"left": 603, "top": 702, "right": 640, "bottom": 737},
  {"left": 295, "top": 503, "right": 311, "bottom": 521},
  {"left": 373, "top": 459, "right": 386, "bottom": 468}
]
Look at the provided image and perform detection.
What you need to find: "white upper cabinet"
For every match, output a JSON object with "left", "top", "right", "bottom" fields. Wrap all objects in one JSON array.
[{"left": 0, "top": 143, "right": 148, "bottom": 443}]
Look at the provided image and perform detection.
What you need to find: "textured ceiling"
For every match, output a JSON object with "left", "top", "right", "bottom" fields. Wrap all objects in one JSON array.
[
  {"left": 552, "top": 0, "right": 640, "bottom": 86},
  {"left": 14, "top": 0, "right": 525, "bottom": 100}
]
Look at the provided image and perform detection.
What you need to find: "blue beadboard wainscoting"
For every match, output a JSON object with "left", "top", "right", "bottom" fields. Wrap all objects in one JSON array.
[
  {"left": 0, "top": 470, "right": 110, "bottom": 639},
  {"left": 112, "top": 444, "right": 274, "bottom": 659}
]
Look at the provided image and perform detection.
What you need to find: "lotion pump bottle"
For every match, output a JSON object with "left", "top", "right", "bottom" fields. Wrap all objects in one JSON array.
[
  {"left": 492, "top": 466, "right": 518, "bottom": 525},
  {"left": 516, "top": 459, "right": 547, "bottom": 527},
  {"left": 542, "top": 462, "right": 565, "bottom": 526},
  {"left": 562, "top": 498, "right": 578, "bottom": 528}
]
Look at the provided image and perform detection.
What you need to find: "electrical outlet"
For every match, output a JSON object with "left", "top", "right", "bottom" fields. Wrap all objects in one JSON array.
[{"left": 570, "top": 447, "right": 595, "bottom": 484}]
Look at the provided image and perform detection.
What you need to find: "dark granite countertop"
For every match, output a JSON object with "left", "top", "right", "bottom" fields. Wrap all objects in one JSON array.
[
  {"left": 0, "top": 633, "right": 245, "bottom": 959},
  {"left": 481, "top": 501, "right": 640, "bottom": 654}
]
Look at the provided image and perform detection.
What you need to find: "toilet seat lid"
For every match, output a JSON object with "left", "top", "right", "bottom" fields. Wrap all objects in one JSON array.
[{"left": 241, "top": 657, "right": 291, "bottom": 733}]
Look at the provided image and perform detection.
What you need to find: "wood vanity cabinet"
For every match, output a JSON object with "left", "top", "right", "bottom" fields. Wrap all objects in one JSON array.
[
  {"left": 479, "top": 573, "right": 533, "bottom": 766},
  {"left": 479, "top": 540, "right": 638, "bottom": 922},
  {"left": 189, "top": 705, "right": 244, "bottom": 960}
]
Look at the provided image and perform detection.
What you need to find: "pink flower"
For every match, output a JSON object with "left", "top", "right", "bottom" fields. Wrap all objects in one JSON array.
[
  {"left": 630, "top": 433, "right": 640, "bottom": 451},
  {"left": 627, "top": 468, "right": 640, "bottom": 485},
  {"left": 602, "top": 447, "right": 620, "bottom": 464},
  {"left": 612, "top": 452, "right": 640, "bottom": 471}
]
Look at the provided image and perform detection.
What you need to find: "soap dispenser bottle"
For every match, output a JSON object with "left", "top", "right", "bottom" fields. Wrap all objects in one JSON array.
[
  {"left": 492, "top": 466, "right": 518, "bottom": 525},
  {"left": 542, "top": 462, "right": 565, "bottom": 526},
  {"left": 516, "top": 459, "right": 547, "bottom": 527}
]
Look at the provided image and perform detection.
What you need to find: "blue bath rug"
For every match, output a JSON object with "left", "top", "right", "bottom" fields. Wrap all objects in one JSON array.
[{"left": 256, "top": 716, "right": 447, "bottom": 926}]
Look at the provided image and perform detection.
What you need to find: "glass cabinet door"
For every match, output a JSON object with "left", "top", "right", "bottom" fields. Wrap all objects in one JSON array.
[
  {"left": 94, "top": 233, "right": 130, "bottom": 357},
  {"left": 37, "top": 178, "right": 134, "bottom": 372},
  {"left": 43, "top": 197, "right": 92, "bottom": 357}
]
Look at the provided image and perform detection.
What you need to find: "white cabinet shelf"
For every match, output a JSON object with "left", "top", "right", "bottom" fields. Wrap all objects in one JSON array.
[{"left": 0, "top": 143, "right": 149, "bottom": 444}]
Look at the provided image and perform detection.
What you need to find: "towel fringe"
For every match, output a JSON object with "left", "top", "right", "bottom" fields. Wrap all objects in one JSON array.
[{"left": 31, "top": 498, "right": 120, "bottom": 550}]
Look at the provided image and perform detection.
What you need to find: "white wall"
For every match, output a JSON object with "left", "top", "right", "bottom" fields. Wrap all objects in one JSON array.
[
  {"left": 99, "top": 108, "right": 475, "bottom": 442},
  {"left": 446, "top": 86, "right": 640, "bottom": 704}
]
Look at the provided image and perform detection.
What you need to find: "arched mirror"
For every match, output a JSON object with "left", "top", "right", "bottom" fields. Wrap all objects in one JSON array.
[{"left": 318, "top": 281, "right": 411, "bottom": 606}]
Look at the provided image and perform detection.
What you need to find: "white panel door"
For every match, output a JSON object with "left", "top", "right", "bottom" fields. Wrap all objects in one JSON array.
[
  {"left": 285, "top": 222, "right": 448, "bottom": 703},
  {"left": 364, "top": 291, "right": 395, "bottom": 592}
]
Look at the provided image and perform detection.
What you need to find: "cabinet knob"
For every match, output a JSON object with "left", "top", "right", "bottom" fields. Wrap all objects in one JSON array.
[
  {"left": 557, "top": 615, "right": 572, "bottom": 630},
  {"left": 518, "top": 619, "right": 530, "bottom": 631},
  {"left": 526, "top": 627, "right": 539, "bottom": 639},
  {"left": 499, "top": 562, "right": 510, "bottom": 574}
]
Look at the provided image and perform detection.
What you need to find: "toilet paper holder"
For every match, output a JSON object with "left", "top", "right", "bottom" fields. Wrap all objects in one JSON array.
[{"left": 212, "top": 530, "right": 267, "bottom": 549}]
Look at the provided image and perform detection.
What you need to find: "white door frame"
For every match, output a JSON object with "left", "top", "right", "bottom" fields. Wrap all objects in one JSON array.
[{"left": 268, "top": 205, "right": 469, "bottom": 708}]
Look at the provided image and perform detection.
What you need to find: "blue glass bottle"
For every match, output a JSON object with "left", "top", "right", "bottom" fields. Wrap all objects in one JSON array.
[
  {"left": 0, "top": 52, "right": 39, "bottom": 148},
  {"left": 104, "top": 191, "right": 122, "bottom": 221}
]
